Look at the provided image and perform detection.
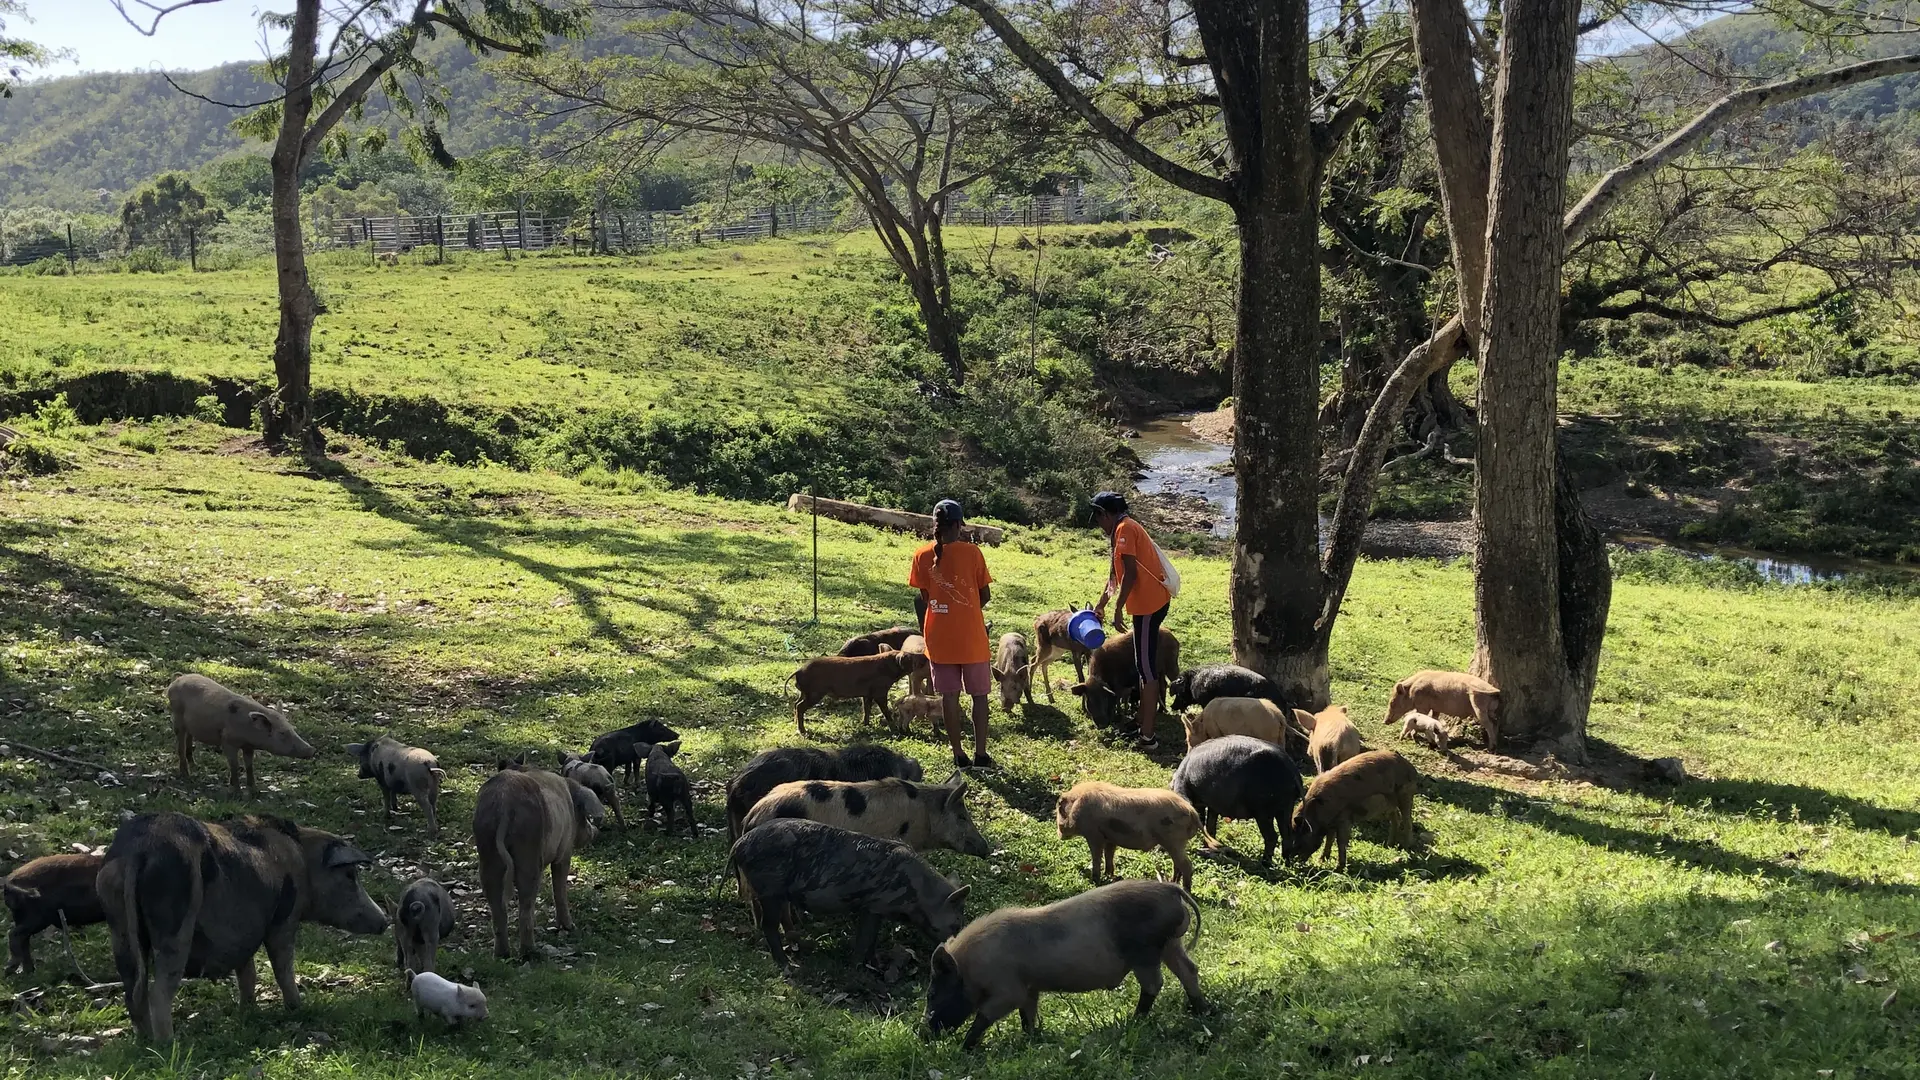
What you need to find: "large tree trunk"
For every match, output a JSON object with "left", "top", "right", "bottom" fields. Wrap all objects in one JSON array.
[
  {"left": 1219, "top": 0, "right": 1328, "bottom": 707},
  {"left": 262, "top": 0, "right": 322, "bottom": 454},
  {"left": 1469, "top": 0, "right": 1594, "bottom": 758}
]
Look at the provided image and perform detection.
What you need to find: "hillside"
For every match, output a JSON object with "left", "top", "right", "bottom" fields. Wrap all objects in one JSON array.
[{"left": 0, "top": 33, "right": 522, "bottom": 208}]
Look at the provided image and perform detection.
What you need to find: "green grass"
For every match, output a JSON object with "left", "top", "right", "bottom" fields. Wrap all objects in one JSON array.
[{"left": 5, "top": 422, "right": 1920, "bottom": 1078}]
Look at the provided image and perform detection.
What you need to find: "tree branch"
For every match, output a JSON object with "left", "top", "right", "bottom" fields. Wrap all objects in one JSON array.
[
  {"left": 955, "top": 0, "right": 1235, "bottom": 205},
  {"left": 1566, "top": 51, "right": 1920, "bottom": 242}
]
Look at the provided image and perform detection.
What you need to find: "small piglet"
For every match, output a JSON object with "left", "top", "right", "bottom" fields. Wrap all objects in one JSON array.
[
  {"left": 890, "top": 692, "right": 944, "bottom": 735},
  {"left": 559, "top": 751, "right": 626, "bottom": 829},
  {"left": 1054, "top": 782, "right": 1201, "bottom": 890},
  {"left": 727, "top": 818, "right": 968, "bottom": 968},
  {"left": 1399, "top": 710, "right": 1450, "bottom": 753},
  {"left": 645, "top": 741, "right": 695, "bottom": 836},
  {"left": 1170, "top": 734, "right": 1305, "bottom": 866},
  {"left": 4, "top": 852, "right": 107, "bottom": 975},
  {"left": 585, "top": 718, "right": 681, "bottom": 786},
  {"left": 410, "top": 969, "right": 488, "bottom": 1023},
  {"left": 990, "top": 633, "right": 1033, "bottom": 712},
  {"left": 167, "top": 673, "right": 315, "bottom": 798},
  {"left": 393, "top": 877, "right": 456, "bottom": 976},
  {"left": 347, "top": 736, "right": 445, "bottom": 835},
  {"left": 926, "top": 879, "right": 1203, "bottom": 1049},
  {"left": 1386, "top": 670, "right": 1501, "bottom": 749}
]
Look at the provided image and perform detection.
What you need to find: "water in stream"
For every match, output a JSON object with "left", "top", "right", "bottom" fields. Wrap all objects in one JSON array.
[{"left": 1127, "top": 413, "right": 1884, "bottom": 586}]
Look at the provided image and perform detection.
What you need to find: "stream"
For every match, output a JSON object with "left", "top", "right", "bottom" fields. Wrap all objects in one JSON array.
[{"left": 1128, "top": 413, "right": 1885, "bottom": 586}]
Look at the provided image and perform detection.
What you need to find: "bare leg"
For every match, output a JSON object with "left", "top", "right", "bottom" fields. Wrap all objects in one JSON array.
[
  {"left": 970, "top": 694, "right": 991, "bottom": 759},
  {"left": 939, "top": 693, "right": 967, "bottom": 761}
]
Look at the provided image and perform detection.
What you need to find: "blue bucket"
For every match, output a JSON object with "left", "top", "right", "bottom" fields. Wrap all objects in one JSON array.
[{"left": 1067, "top": 609, "right": 1106, "bottom": 651}]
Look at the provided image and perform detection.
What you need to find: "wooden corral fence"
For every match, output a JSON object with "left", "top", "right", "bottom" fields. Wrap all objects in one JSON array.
[{"left": 322, "top": 194, "right": 1131, "bottom": 257}]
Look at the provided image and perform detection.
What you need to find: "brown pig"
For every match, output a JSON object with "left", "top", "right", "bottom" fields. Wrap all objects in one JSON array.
[
  {"left": 1301, "top": 704, "right": 1363, "bottom": 774},
  {"left": 4, "top": 852, "right": 106, "bottom": 975},
  {"left": 925, "top": 880, "right": 1203, "bottom": 1048},
  {"left": 473, "top": 764, "right": 605, "bottom": 959},
  {"left": 1385, "top": 670, "right": 1501, "bottom": 749},
  {"left": 1288, "top": 749, "right": 1420, "bottom": 872},
  {"left": 789, "top": 650, "right": 925, "bottom": 736},
  {"left": 167, "top": 674, "right": 315, "bottom": 798},
  {"left": 347, "top": 736, "right": 444, "bottom": 835},
  {"left": 1054, "top": 782, "right": 1201, "bottom": 890}
]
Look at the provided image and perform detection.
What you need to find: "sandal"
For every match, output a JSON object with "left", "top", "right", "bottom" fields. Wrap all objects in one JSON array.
[
  {"left": 1134, "top": 735, "right": 1161, "bottom": 752},
  {"left": 971, "top": 751, "right": 998, "bottom": 770},
  {"left": 952, "top": 750, "right": 973, "bottom": 770}
]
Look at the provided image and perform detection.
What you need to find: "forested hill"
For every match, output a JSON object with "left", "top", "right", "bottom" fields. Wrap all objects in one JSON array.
[
  {"left": 6, "top": 9, "right": 1920, "bottom": 209},
  {"left": 0, "top": 35, "right": 518, "bottom": 209}
]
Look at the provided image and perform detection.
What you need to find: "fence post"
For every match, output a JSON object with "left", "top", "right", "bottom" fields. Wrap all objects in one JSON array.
[
  {"left": 437, "top": 216, "right": 446, "bottom": 263},
  {"left": 66, "top": 224, "right": 75, "bottom": 271},
  {"left": 364, "top": 218, "right": 374, "bottom": 263},
  {"left": 618, "top": 213, "right": 629, "bottom": 252},
  {"left": 811, "top": 483, "right": 819, "bottom": 625},
  {"left": 516, "top": 198, "right": 527, "bottom": 253},
  {"left": 188, "top": 225, "right": 197, "bottom": 272}
]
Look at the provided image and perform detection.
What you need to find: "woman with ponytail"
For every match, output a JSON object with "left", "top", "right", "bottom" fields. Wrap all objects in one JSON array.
[{"left": 909, "top": 499, "right": 996, "bottom": 769}]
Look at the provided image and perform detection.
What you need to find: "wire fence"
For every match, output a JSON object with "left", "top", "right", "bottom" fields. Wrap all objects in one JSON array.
[{"left": 0, "top": 192, "right": 1135, "bottom": 269}]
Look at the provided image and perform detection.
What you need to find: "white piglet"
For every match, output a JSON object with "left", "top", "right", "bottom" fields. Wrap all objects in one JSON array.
[{"left": 410, "top": 969, "right": 489, "bottom": 1023}]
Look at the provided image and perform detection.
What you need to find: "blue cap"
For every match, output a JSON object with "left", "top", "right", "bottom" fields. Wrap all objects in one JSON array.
[
  {"left": 933, "top": 499, "right": 964, "bottom": 525},
  {"left": 1090, "top": 491, "right": 1128, "bottom": 515}
]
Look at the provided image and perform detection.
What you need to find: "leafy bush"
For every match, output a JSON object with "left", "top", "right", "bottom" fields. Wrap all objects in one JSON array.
[
  {"left": 124, "top": 246, "right": 180, "bottom": 273},
  {"left": 28, "top": 393, "right": 79, "bottom": 436}
]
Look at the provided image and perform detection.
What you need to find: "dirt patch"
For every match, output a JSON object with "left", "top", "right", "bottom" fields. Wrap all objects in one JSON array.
[{"left": 1359, "top": 517, "right": 1472, "bottom": 560}]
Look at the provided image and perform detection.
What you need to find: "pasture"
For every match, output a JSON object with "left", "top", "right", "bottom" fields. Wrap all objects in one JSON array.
[{"left": 3, "top": 417, "right": 1919, "bottom": 1078}]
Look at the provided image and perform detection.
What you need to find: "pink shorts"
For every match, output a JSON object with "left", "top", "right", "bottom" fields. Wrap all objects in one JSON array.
[{"left": 930, "top": 661, "right": 992, "bottom": 697}]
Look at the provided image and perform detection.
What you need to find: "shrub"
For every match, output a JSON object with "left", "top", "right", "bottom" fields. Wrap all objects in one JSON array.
[{"left": 28, "top": 393, "right": 79, "bottom": 436}]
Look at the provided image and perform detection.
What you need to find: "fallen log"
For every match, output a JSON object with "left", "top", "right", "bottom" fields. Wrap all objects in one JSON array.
[{"left": 786, "top": 494, "right": 1005, "bottom": 546}]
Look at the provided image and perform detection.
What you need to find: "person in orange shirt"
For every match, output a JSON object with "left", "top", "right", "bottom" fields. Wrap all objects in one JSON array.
[
  {"left": 1091, "top": 491, "right": 1173, "bottom": 750},
  {"left": 909, "top": 499, "right": 996, "bottom": 770}
]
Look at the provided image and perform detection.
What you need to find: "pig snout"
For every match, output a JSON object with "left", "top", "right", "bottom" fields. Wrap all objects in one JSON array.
[{"left": 347, "top": 893, "right": 391, "bottom": 934}]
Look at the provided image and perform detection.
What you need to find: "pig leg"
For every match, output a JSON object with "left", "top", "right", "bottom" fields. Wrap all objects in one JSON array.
[
  {"left": 244, "top": 748, "right": 258, "bottom": 798},
  {"left": 422, "top": 790, "right": 439, "bottom": 836},
  {"left": 383, "top": 787, "right": 398, "bottom": 824},
  {"left": 962, "top": 995, "right": 1019, "bottom": 1049},
  {"left": 849, "top": 912, "right": 882, "bottom": 962},
  {"left": 608, "top": 790, "right": 625, "bottom": 830},
  {"left": 1038, "top": 655, "right": 1054, "bottom": 701},
  {"left": 223, "top": 745, "right": 244, "bottom": 796},
  {"left": 660, "top": 793, "right": 676, "bottom": 836},
  {"left": 1168, "top": 846, "right": 1194, "bottom": 892},
  {"left": 1019, "top": 992, "right": 1041, "bottom": 1033},
  {"left": 1334, "top": 822, "right": 1353, "bottom": 873},
  {"left": 1084, "top": 838, "right": 1102, "bottom": 881},
  {"left": 175, "top": 727, "right": 193, "bottom": 781},
  {"left": 514, "top": 859, "right": 542, "bottom": 959},
  {"left": 550, "top": 854, "right": 574, "bottom": 932},
  {"left": 873, "top": 693, "right": 897, "bottom": 731},
  {"left": 1104, "top": 844, "right": 1117, "bottom": 879},
  {"left": 794, "top": 692, "right": 822, "bottom": 736},
  {"left": 265, "top": 931, "right": 301, "bottom": 1010},
  {"left": 6, "top": 924, "right": 30, "bottom": 974},
  {"left": 1163, "top": 938, "right": 1205, "bottom": 1011},
  {"left": 109, "top": 932, "right": 149, "bottom": 1038},
  {"left": 234, "top": 953, "right": 257, "bottom": 1007},
  {"left": 679, "top": 793, "right": 696, "bottom": 836},
  {"left": 1255, "top": 815, "right": 1279, "bottom": 867},
  {"left": 1131, "top": 961, "right": 1163, "bottom": 1017},
  {"left": 757, "top": 896, "right": 789, "bottom": 964},
  {"left": 482, "top": 862, "right": 511, "bottom": 959}
]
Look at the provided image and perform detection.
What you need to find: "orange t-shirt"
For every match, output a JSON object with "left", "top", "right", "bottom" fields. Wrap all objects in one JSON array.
[
  {"left": 908, "top": 540, "right": 993, "bottom": 665},
  {"left": 1111, "top": 516, "right": 1171, "bottom": 616}
]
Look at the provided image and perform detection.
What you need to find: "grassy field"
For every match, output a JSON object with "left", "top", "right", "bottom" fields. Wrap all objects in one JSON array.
[{"left": 3, "top": 420, "right": 1920, "bottom": 1078}]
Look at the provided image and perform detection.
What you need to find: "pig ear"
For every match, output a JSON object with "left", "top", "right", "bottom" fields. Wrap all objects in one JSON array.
[
  {"left": 945, "top": 884, "right": 970, "bottom": 908},
  {"left": 326, "top": 843, "right": 373, "bottom": 869},
  {"left": 945, "top": 774, "right": 969, "bottom": 802},
  {"left": 404, "top": 968, "right": 418, "bottom": 982},
  {"left": 931, "top": 944, "right": 956, "bottom": 973},
  {"left": 346, "top": 742, "right": 366, "bottom": 757},
  {"left": 660, "top": 740, "right": 681, "bottom": 757},
  {"left": 429, "top": 767, "right": 445, "bottom": 779},
  {"left": 248, "top": 711, "right": 274, "bottom": 730},
  {"left": 1069, "top": 683, "right": 1087, "bottom": 697}
]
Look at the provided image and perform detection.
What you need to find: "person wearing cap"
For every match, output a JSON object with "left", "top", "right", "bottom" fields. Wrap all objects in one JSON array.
[
  {"left": 1091, "top": 491, "right": 1173, "bottom": 750},
  {"left": 909, "top": 499, "right": 997, "bottom": 769}
]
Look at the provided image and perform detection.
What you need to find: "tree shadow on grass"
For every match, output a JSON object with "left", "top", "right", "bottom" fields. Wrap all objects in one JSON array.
[
  {"left": 1581, "top": 734, "right": 1920, "bottom": 840},
  {"left": 1422, "top": 772, "right": 1920, "bottom": 897}
]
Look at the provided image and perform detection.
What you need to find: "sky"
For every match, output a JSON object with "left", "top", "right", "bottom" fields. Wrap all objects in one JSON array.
[{"left": 19, "top": 1, "right": 281, "bottom": 75}]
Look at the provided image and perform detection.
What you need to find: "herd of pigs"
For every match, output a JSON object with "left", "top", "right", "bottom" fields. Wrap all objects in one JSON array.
[{"left": 1, "top": 610, "right": 1501, "bottom": 1051}]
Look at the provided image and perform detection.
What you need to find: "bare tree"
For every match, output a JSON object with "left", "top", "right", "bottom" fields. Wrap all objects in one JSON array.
[
  {"left": 504, "top": 0, "right": 1075, "bottom": 384},
  {"left": 115, "top": 0, "right": 583, "bottom": 451}
]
